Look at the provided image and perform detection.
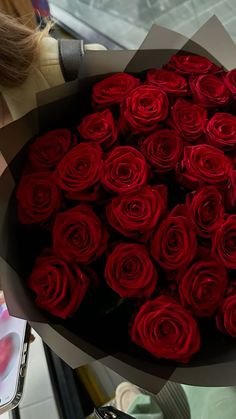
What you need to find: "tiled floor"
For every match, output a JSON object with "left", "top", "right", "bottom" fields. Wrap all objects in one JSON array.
[
  {"left": 19, "top": 333, "right": 59, "bottom": 419},
  {"left": 51, "top": 0, "right": 236, "bottom": 48},
  {"left": 0, "top": 412, "right": 10, "bottom": 418}
]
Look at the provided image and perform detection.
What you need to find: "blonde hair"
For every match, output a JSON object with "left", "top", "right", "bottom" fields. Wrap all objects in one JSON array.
[{"left": 0, "top": 12, "right": 51, "bottom": 87}]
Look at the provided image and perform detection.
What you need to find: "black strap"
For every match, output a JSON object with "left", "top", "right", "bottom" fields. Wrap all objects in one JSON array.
[{"left": 58, "top": 39, "right": 85, "bottom": 82}]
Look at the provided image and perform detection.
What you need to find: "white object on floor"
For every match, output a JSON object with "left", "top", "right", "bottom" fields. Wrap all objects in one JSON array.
[
  {"left": 115, "top": 382, "right": 164, "bottom": 419},
  {"left": 19, "top": 332, "right": 59, "bottom": 419},
  {"left": 116, "top": 381, "right": 190, "bottom": 419},
  {"left": 116, "top": 382, "right": 142, "bottom": 412}
]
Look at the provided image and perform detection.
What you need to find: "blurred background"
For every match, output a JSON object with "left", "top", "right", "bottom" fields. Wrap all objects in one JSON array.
[{"left": 49, "top": 0, "right": 236, "bottom": 48}]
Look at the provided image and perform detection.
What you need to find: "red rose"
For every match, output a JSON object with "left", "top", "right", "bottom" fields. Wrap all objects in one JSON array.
[
  {"left": 212, "top": 215, "right": 236, "bottom": 269},
  {"left": 17, "top": 172, "right": 61, "bottom": 225},
  {"left": 146, "top": 69, "right": 188, "bottom": 96},
  {"left": 171, "top": 247, "right": 212, "bottom": 283},
  {"left": 119, "top": 85, "right": 169, "bottom": 135},
  {"left": 186, "top": 186, "right": 225, "bottom": 238},
  {"left": 176, "top": 145, "right": 231, "bottom": 189},
  {"left": 190, "top": 74, "right": 230, "bottom": 108},
  {"left": 102, "top": 146, "right": 149, "bottom": 194},
  {"left": 130, "top": 295, "right": 201, "bottom": 363},
  {"left": 53, "top": 204, "right": 108, "bottom": 264},
  {"left": 54, "top": 143, "right": 103, "bottom": 201},
  {"left": 222, "top": 70, "right": 236, "bottom": 97},
  {"left": 77, "top": 109, "right": 118, "bottom": 151},
  {"left": 141, "top": 129, "right": 183, "bottom": 173},
  {"left": 206, "top": 113, "right": 236, "bottom": 150},
  {"left": 216, "top": 294, "right": 236, "bottom": 337},
  {"left": 166, "top": 54, "right": 221, "bottom": 75},
  {"left": 28, "top": 254, "right": 89, "bottom": 319},
  {"left": 179, "top": 260, "right": 228, "bottom": 317},
  {"left": 106, "top": 185, "right": 167, "bottom": 240},
  {"left": 168, "top": 98, "right": 207, "bottom": 143},
  {"left": 105, "top": 243, "right": 158, "bottom": 298},
  {"left": 92, "top": 73, "right": 140, "bottom": 109},
  {"left": 28, "top": 129, "right": 76, "bottom": 172},
  {"left": 151, "top": 205, "right": 197, "bottom": 270}
]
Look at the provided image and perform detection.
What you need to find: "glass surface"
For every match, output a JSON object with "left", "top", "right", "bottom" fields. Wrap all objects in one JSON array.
[{"left": 50, "top": 0, "right": 236, "bottom": 48}]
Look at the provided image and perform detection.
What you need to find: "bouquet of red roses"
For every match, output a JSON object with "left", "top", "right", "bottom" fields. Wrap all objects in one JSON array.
[
  {"left": 14, "top": 49, "right": 236, "bottom": 364},
  {"left": 3, "top": 18, "right": 236, "bottom": 390}
]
